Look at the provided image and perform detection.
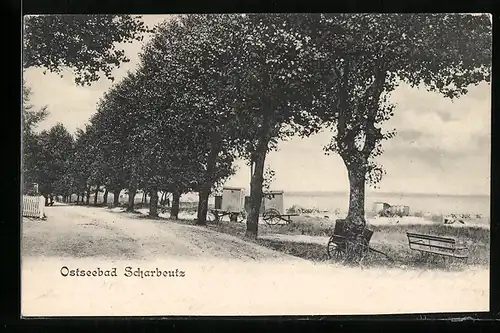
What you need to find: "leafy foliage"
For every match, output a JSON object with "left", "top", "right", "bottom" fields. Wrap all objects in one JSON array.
[
  {"left": 22, "top": 80, "right": 49, "bottom": 190},
  {"left": 23, "top": 15, "right": 154, "bottom": 85},
  {"left": 30, "top": 123, "right": 75, "bottom": 197},
  {"left": 307, "top": 13, "right": 491, "bottom": 189}
]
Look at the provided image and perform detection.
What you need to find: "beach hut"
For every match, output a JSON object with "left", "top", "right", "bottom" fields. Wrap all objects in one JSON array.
[
  {"left": 263, "top": 190, "right": 285, "bottom": 215},
  {"left": 388, "top": 205, "right": 410, "bottom": 216},
  {"left": 372, "top": 202, "right": 391, "bottom": 214},
  {"left": 244, "top": 190, "right": 285, "bottom": 215},
  {"left": 244, "top": 196, "right": 265, "bottom": 215},
  {"left": 221, "top": 187, "right": 245, "bottom": 213}
]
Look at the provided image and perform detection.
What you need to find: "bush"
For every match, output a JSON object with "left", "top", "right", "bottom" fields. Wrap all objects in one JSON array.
[{"left": 286, "top": 204, "right": 304, "bottom": 214}]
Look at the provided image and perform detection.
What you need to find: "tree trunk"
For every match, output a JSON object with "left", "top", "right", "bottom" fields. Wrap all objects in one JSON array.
[
  {"left": 103, "top": 189, "right": 109, "bottom": 204},
  {"left": 94, "top": 184, "right": 100, "bottom": 205},
  {"left": 170, "top": 191, "right": 181, "bottom": 220},
  {"left": 127, "top": 189, "right": 136, "bottom": 212},
  {"left": 196, "top": 186, "right": 211, "bottom": 226},
  {"left": 145, "top": 192, "right": 148, "bottom": 204},
  {"left": 344, "top": 156, "right": 367, "bottom": 237},
  {"left": 149, "top": 188, "right": 159, "bottom": 217},
  {"left": 196, "top": 146, "right": 219, "bottom": 226},
  {"left": 85, "top": 188, "right": 90, "bottom": 205},
  {"left": 76, "top": 194, "right": 80, "bottom": 204},
  {"left": 113, "top": 189, "right": 120, "bottom": 207},
  {"left": 142, "top": 192, "right": 145, "bottom": 203},
  {"left": 44, "top": 196, "right": 49, "bottom": 206},
  {"left": 246, "top": 145, "right": 268, "bottom": 238}
]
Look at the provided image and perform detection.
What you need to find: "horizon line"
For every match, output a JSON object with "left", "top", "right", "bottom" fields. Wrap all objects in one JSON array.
[
  {"left": 282, "top": 190, "right": 490, "bottom": 197},
  {"left": 220, "top": 189, "right": 489, "bottom": 197}
]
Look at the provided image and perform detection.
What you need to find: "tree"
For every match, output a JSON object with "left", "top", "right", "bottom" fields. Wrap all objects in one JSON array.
[
  {"left": 22, "top": 79, "right": 48, "bottom": 137},
  {"left": 305, "top": 14, "right": 491, "bottom": 238},
  {"left": 229, "top": 14, "right": 322, "bottom": 238},
  {"left": 137, "top": 15, "right": 241, "bottom": 223},
  {"left": 35, "top": 123, "right": 75, "bottom": 204},
  {"left": 23, "top": 15, "right": 153, "bottom": 85},
  {"left": 22, "top": 79, "right": 49, "bottom": 191}
]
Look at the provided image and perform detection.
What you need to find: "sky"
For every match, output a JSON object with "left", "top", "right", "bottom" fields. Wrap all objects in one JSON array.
[{"left": 23, "top": 15, "right": 491, "bottom": 196}]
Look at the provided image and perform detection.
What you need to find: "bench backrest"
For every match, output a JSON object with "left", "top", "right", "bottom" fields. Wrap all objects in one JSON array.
[{"left": 406, "top": 232, "right": 456, "bottom": 244}]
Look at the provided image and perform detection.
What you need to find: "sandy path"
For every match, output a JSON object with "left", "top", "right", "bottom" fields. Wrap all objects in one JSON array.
[
  {"left": 21, "top": 204, "right": 490, "bottom": 316},
  {"left": 22, "top": 204, "right": 299, "bottom": 262}
]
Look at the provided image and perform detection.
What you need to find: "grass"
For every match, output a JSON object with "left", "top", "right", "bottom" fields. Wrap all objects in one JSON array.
[
  {"left": 98, "top": 201, "right": 490, "bottom": 271},
  {"left": 197, "top": 215, "right": 490, "bottom": 271}
]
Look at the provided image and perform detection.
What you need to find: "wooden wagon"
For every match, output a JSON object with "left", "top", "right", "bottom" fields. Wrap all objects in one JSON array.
[
  {"left": 327, "top": 219, "right": 395, "bottom": 264},
  {"left": 259, "top": 190, "right": 298, "bottom": 225},
  {"left": 326, "top": 219, "right": 375, "bottom": 264},
  {"left": 210, "top": 187, "right": 247, "bottom": 222}
]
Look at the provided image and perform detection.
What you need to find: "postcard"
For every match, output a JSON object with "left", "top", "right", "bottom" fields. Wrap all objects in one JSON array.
[{"left": 21, "top": 13, "right": 491, "bottom": 316}]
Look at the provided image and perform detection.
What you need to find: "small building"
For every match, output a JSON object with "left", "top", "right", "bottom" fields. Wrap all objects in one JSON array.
[
  {"left": 389, "top": 205, "right": 410, "bottom": 216},
  {"left": 221, "top": 187, "right": 245, "bottom": 213},
  {"left": 372, "top": 202, "right": 391, "bottom": 214},
  {"left": 263, "top": 190, "right": 285, "bottom": 215},
  {"left": 244, "top": 190, "right": 285, "bottom": 215}
]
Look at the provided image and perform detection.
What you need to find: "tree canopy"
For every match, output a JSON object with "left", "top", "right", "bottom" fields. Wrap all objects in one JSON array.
[{"left": 23, "top": 15, "right": 153, "bottom": 85}]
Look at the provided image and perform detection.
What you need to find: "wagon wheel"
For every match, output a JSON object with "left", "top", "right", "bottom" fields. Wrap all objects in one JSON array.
[
  {"left": 263, "top": 208, "right": 281, "bottom": 225},
  {"left": 238, "top": 210, "right": 247, "bottom": 223},
  {"left": 207, "top": 211, "right": 220, "bottom": 223},
  {"left": 327, "top": 237, "right": 346, "bottom": 261}
]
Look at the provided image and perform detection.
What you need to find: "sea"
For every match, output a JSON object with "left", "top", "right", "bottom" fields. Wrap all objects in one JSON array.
[{"left": 282, "top": 191, "right": 490, "bottom": 217}]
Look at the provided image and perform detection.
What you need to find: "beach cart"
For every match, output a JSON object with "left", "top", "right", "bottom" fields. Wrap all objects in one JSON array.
[
  {"left": 209, "top": 187, "right": 246, "bottom": 222},
  {"left": 260, "top": 190, "right": 299, "bottom": 225},
  {"left": 326, "top": 219, "right": 394, "bottom": 264},
  {"left": 326, "top": 219, "right": 374, "bottom": 264}
]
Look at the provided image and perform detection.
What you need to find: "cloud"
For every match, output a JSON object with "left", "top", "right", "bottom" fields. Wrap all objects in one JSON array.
[{"left": 385, "top": 81, "right": 491, "bottom": 156}]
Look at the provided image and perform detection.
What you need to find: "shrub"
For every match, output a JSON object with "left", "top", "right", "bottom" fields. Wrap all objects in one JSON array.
[{"left": 286, "top": 204, "right": 304, "bottom": 215}]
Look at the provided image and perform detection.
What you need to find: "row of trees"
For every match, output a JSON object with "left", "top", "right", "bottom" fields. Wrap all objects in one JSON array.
[{"left": 23, "top": 14, "right": 491, "bottom": 240}]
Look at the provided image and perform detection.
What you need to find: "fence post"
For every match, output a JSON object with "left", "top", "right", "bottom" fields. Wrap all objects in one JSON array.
[{"left": 39, "top": 195, "right": 45, "bottom": 218}]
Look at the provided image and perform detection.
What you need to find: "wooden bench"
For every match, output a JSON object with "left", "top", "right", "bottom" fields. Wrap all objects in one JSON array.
[{"left": 406, "top": 232, "right": 468, "bottom": 259}]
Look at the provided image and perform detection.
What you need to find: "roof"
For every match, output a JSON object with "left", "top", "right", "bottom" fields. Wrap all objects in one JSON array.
[
  {"left": 264, "top": 190, "right": 284, "bottom": 195},
  {"left": 223, "top": 187, "right": 244, "bottom": 191}
]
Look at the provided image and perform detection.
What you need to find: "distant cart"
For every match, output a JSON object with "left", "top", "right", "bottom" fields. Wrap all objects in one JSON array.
[
  {"left": 260, "top": 190, "right": 299, "bottom": 226},
  {"left": 209, "top": 188, "right": 299, "bottom": 224},
  {"left": 209, "top": 187, "right": 246, "bottom": 223}
]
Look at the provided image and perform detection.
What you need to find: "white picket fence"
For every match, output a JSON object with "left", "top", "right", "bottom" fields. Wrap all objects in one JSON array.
[{"left": 22, "top": 195, "right": 45, "bottom": 219}]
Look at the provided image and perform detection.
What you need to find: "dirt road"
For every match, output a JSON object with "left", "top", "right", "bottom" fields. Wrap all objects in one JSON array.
[
  {"left": 22, "top": 204, "right": 489, "bottom": 316},
  {"left": 22, "top": 204, "right": 295, "bottom": 262}
]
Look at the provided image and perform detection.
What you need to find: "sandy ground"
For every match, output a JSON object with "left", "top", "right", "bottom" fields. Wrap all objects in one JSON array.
[{"left": 21, "top": 204, "right": 490, "bottom": 316}]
